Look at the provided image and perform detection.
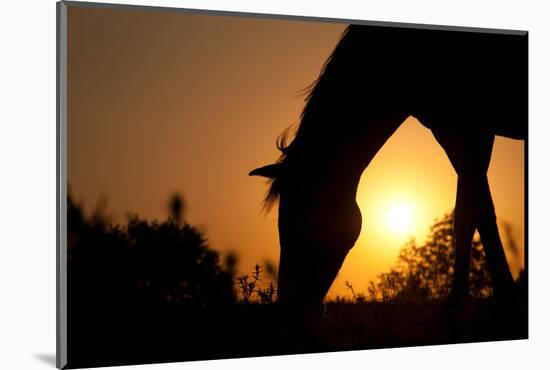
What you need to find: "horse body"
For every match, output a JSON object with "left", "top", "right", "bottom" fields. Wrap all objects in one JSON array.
[{"left": 251, "top": 25, "right": 527, "bottom": 311}]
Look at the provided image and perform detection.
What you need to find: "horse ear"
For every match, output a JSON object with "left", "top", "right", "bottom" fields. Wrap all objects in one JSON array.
[{"left": 249, "top": 163, "right": 281, "bottom": 178}]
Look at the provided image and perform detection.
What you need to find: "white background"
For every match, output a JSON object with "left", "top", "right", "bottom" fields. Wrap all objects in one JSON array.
[{"left": 0, "top": 0, "right": 548, "bottom": 369}]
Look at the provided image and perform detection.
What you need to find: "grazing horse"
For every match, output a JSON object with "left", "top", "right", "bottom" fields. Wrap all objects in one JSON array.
[{"left": 250, "top": 25, "right": 527, "bottom": 313}]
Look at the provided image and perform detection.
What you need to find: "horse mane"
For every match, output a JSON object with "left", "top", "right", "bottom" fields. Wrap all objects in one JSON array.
[{"left": 261, "top": 26, "right": 355, "bottom": 213}]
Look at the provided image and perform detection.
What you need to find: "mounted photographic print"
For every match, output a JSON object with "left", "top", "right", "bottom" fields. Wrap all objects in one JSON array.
[{"left": 56, "top": 1, "right": 528, "bottom": 368}]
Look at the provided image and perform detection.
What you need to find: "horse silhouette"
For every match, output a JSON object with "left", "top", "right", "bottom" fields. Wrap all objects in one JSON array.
[{"left": 250, "top": 25, "right": 527, "bottom": 313}]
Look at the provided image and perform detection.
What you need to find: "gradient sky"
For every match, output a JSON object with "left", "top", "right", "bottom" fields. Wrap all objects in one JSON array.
[{"left": 68, "top": 5, "right": 524, "bottom": 297}]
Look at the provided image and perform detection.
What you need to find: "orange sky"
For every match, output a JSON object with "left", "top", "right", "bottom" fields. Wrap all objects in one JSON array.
[{"left": 68, "top": 6, "right": 524, "bottom": 298}]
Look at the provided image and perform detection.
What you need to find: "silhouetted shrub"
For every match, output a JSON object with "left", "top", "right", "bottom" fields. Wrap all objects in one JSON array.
[
  {"left": 68, "top": 191, "right": 236, "bottom": 315},
  {"left": 237, "top": 264, "right": 277, "bottom": 304},
  {"left": 374, "top": 213, "right": 492, "bottom": 301}
]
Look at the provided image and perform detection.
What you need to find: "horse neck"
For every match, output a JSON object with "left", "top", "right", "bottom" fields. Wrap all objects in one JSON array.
[{"left": 291, "top": 109, "right": 406, "bottom": 193}]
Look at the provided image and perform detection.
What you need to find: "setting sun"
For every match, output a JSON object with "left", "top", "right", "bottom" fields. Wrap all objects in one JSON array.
[{"left": 385, "top": 202, "right": 413, "bottom": 234}]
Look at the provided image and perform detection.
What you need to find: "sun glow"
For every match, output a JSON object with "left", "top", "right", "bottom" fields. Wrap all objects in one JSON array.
[{"left": 385, "top": 202, "right": 413, "bottom": 234}]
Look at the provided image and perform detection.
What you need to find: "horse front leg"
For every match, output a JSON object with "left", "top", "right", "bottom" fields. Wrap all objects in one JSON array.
[
  {"left": 450, "top": 177, "right": 477, "bottom": 302},
  {"left": 431, "top": 127, "right": 515, "bottom": 305},
  {"left": 453, "top": 174, "right": 515, "bottom": 301}
]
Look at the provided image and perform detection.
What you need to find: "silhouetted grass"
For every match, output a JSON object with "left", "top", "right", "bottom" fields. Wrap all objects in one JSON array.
[{"left": 65, "top": 192, "right": 527, "bottom": 369}]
